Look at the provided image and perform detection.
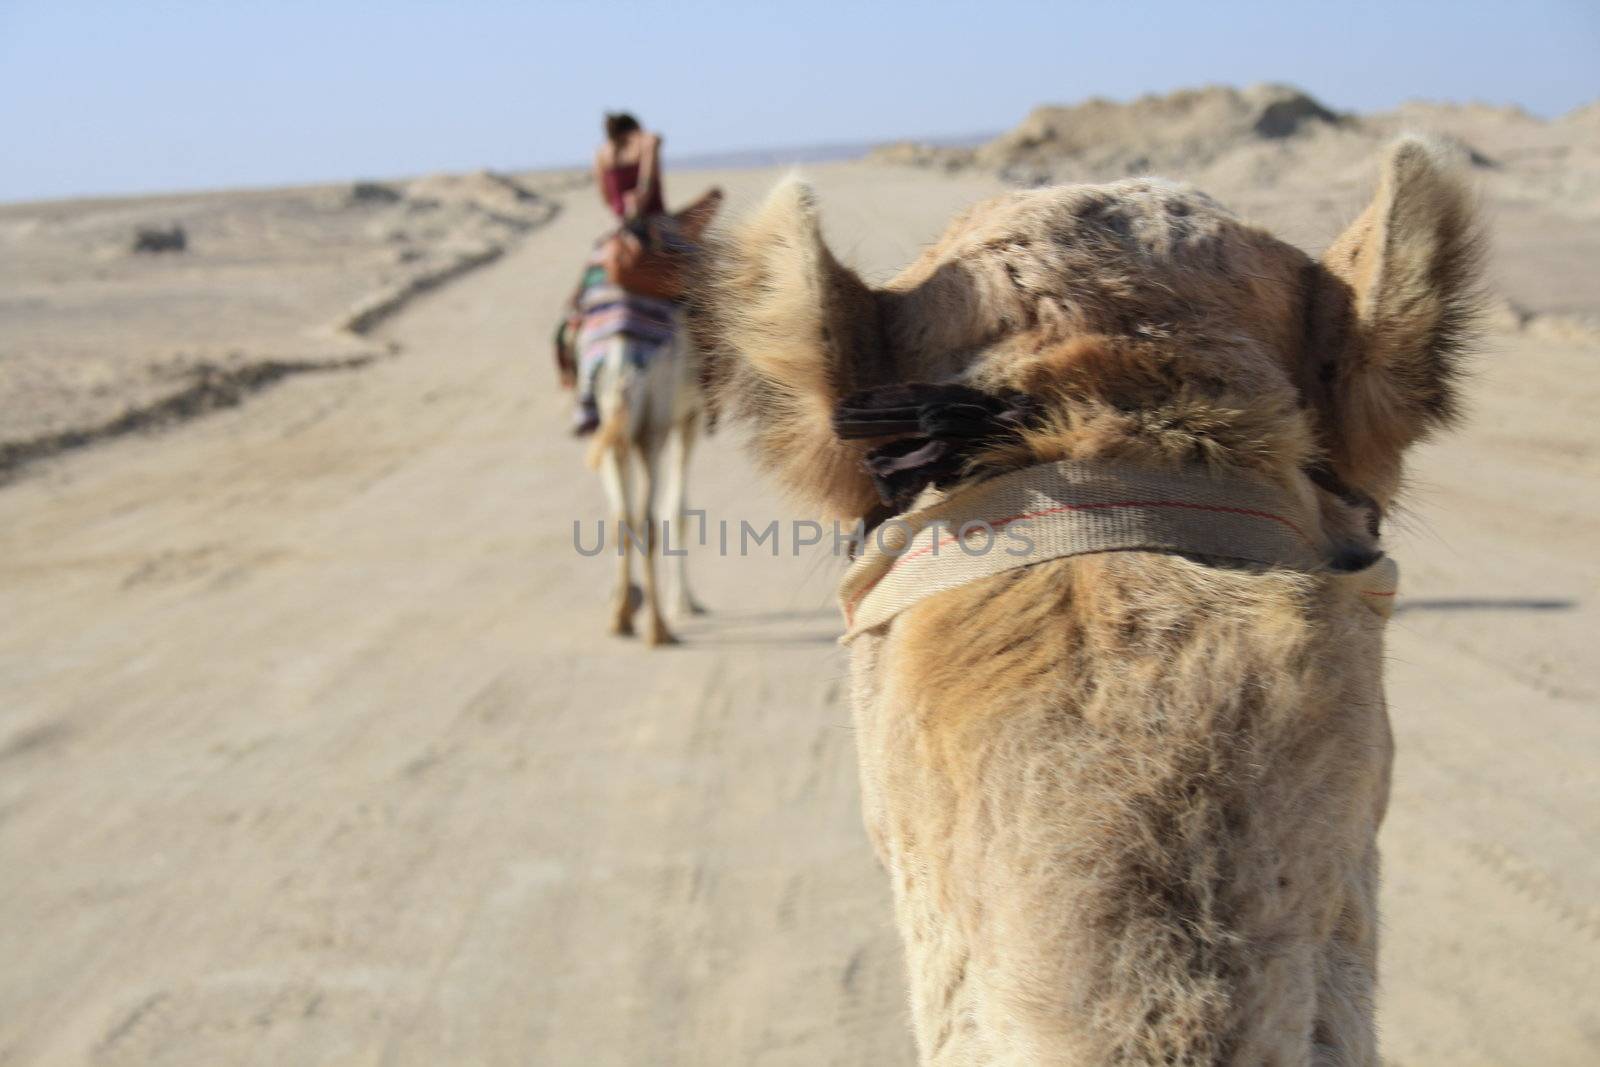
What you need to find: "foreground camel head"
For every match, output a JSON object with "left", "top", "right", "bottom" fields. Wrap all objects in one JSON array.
[{"left": 697, "top": 139, "right": 1483, "bottom": 1064}]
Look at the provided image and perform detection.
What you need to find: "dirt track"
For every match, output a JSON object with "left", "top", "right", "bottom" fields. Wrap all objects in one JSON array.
[{"left": 2, "top": 165, "right": 1597, "bottom": 1065}]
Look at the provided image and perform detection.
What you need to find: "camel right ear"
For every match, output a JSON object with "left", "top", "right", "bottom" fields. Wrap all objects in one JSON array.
[
  {"left": 1317, "top": 138, "right": 1486, "bottom": 504},
  {"left": 698, "top": 178, "right": 896, "bottom": 518}
]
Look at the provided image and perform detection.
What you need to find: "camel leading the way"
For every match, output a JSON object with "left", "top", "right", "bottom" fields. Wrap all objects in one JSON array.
[
  {"left": 565, "top": 192, "right": 722, "bottom": 645},
  {"left": 696, "top": 139, "right": 1483, "bottom": 1063}
]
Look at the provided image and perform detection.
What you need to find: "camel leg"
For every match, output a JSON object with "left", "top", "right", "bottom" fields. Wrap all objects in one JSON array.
[
  {"left": 597, "top": 440, "right": 638, "bottom": 637},
  {"left": 637, "top": 441, "right": 677, "bottom": 647},
  {"left": 661, "top": 412, "right": 705, "bottom": 619}
]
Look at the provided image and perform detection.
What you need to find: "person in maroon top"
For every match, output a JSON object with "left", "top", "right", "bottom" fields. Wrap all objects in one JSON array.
[
  {"left": 594, "top": 112, "right": 665, "bottom": 230},
  {"left": 564, "top": 113, "right": 670, "bottom": 434}
]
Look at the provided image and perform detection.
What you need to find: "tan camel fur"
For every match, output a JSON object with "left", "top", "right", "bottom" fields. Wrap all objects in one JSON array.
[{"left": 694, "top": 139, "right": 1483, "bottom": 1064}]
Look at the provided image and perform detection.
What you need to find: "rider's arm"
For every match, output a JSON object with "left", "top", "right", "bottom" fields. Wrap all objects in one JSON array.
[
  {"left": 633, "top": 133, "right": 662, "bottom": 217},
  {"left": 593, "top": 147, "right": 610, "bottom": 212}
]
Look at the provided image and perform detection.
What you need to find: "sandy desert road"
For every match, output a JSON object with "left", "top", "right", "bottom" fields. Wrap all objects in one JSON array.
[{"left": 2, "top": 164, "right": 1597, "bottom": 1066}]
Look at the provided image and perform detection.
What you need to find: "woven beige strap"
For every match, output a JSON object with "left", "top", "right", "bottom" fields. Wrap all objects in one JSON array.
[{"left": 839, "top": 460, "right": 1398, "bottom": 640}]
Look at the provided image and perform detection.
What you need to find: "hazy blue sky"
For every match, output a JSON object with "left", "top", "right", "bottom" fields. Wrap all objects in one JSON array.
[{"left": 1, "top": 0, "right": 1595, "bottom": 202}]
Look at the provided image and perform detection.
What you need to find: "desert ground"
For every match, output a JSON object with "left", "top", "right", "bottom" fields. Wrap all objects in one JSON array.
[{"left": 1, "top": 88, "right": 1597, "bottom": 1064}]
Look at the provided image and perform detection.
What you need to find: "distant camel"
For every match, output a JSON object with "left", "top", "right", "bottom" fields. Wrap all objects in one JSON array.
[
  {"left": 567, "top": 190, "right": 721, "bottom": 645},
  {"left": 696, "top": 140, "right": 1483, "bottom": 1063}
]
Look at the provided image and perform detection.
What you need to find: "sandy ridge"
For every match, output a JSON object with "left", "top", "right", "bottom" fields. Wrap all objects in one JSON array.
[{"left": 0, "top": 172, "right": 563, "bottom": 482}]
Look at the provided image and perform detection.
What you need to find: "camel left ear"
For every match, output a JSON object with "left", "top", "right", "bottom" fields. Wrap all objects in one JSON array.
[
  {"left": 1316, "top": 137, "right": 1486, "bottom": 503},
  {"left": 695, "top": 178, "right": 895, "bottom": 519}
]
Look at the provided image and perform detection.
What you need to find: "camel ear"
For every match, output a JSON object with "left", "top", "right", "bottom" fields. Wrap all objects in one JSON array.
[
  {"left": 1317, "top": 137, "right": 1486, "bottom": 502},
  {"left": 699, "top": 178, "right": 895, "bottom": 518}
]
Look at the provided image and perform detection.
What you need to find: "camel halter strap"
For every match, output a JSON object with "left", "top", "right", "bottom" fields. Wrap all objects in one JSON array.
[{"left": 837, "top": 459, "right": 1399, "bottom": 642}]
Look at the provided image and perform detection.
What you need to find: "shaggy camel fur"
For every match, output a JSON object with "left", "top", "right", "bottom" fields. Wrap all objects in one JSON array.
[{"left": 695, "top": 140, "right": 1483, "bottom": 1064}]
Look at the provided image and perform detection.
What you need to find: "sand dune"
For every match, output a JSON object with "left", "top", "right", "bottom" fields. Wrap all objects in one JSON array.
[
  {"left": 1, "top": 90, "right": 1597, "bottom": 1064},
  {"left": 0, "top": 170, "right": 563, "bottom": 478}
]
